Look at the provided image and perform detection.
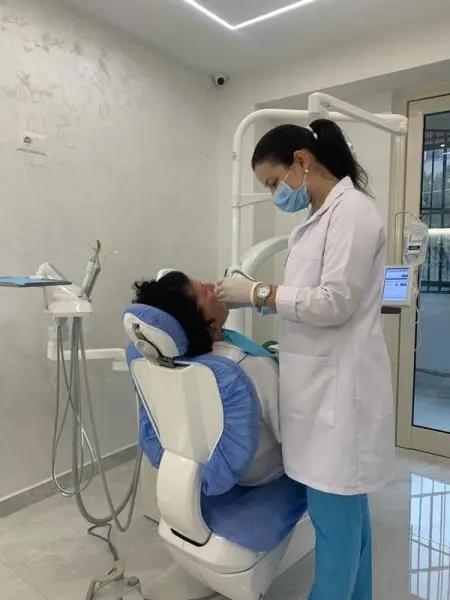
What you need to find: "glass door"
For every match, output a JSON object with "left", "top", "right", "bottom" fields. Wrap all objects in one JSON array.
[{"left": 397, "top": 95, "right": 450, "bottom": 458}]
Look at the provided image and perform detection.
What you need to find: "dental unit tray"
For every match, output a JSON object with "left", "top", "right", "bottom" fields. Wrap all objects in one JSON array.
[{"left": 0, "top": 275, "right": 72, "bottom": 287}]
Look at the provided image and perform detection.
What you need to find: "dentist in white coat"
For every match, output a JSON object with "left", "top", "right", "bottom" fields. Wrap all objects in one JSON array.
[{"left": 216, "top": 120, "right": 395, "bottom": 600}]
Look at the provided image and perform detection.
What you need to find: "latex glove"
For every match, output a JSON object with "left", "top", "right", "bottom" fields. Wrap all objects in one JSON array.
[{"left": 215, "top": 277, "right": 257, "bottom": 307}]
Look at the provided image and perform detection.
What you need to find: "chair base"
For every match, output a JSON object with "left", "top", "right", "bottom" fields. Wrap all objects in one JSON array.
[
  {"left": 160, "top": 516, "right": 314, "bottom": 600},
  {"left": 141, "top": 461, "right": 315, "bottom": 600}
]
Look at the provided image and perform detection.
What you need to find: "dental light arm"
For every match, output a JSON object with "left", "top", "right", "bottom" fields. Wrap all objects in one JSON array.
[{"left": 240, "top": 236, "right": 289, "bottom": 277}]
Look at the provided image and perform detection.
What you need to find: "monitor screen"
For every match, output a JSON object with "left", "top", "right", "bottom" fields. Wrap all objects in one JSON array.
[{"left": 383, "top": 267, "right": 411, "bottom": 303}]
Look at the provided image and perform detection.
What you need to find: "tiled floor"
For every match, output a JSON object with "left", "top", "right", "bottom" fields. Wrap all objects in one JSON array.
[{"left": 0, "top": 449, "right": 449, "bottom": 600}]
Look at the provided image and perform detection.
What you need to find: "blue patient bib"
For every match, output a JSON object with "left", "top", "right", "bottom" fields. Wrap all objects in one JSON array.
[{"left": 222, "top": 329, "right": 277, "bottom": 362}]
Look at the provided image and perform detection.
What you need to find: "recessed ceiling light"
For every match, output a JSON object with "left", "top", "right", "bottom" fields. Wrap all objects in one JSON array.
[
  {"left": 181, "top": 0, "right": 234, "bottom": 30},
  {"left": 181, "top": 0, "right": 319, "bottom": 31},
  {"left": 235, "top": 0, "right": 319, "bottom": 30}
]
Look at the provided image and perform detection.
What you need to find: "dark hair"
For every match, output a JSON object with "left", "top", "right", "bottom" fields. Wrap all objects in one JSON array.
[
  {"left": 251, "top": 120, "right": 369, "bottom": 194},
  {"left": 133, "top": 271, "right": 213, "bottom": 357}
]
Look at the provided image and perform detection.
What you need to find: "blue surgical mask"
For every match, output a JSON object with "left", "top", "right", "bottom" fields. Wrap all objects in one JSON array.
[{"left": 272, "top": 168, "right": 310, "bottom": 213}]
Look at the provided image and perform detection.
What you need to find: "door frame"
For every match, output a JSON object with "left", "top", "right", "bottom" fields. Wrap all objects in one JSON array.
[{"left": 394, "top": 93, "right": 450, "bottom": 457}]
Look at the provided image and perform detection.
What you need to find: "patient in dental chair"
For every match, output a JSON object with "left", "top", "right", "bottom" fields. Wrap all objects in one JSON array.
[{"left": 133, "top": 270, "right": 284, "bottom": 486}]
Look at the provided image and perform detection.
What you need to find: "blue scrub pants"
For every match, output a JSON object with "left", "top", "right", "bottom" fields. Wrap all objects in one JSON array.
[{"left": 307, "top": 487, "right": 372, "bottom": 600}]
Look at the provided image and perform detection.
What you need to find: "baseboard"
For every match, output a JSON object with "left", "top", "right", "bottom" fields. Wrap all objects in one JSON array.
[{"left": 0, "top": 444, "right": 137, "bottom": 518}]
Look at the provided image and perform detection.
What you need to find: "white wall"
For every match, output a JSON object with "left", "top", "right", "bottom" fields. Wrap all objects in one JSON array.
[{"left": 0, "top": 0, "right": 218, "bottom": 499}]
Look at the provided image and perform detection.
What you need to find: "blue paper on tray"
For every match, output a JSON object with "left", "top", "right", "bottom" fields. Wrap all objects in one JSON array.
[{"left": 0, "top": 276, "right": 71, "bottom": 287}]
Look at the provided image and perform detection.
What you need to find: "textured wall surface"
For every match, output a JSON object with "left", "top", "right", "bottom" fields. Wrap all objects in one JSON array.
[{"left": 0, "top": 0, "right": 218, "bottom": 498}]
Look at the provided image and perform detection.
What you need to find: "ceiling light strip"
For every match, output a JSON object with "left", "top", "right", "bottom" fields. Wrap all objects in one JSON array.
[
  {"left": 181, "top": 0, "right": 234, "bottom": 30},
  {"left": 234, "top": 0, "right": 319, "bottom": 30}
]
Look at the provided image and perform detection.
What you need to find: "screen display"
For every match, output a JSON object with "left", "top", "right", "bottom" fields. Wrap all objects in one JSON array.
[{"left": 383, "top": 267, "right": 410, "bottom": 302}]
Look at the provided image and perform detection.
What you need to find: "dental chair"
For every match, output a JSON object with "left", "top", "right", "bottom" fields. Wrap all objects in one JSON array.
[{"left": 124, "top": 304, "right": 315, "bottom": 600}]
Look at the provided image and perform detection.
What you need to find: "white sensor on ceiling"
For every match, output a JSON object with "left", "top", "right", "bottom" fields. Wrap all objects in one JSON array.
[{"left": 182, "top": 0, "right": 318, "bottom": 31}]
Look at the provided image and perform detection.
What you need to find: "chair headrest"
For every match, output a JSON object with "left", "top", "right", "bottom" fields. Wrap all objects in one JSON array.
[{"left": 123, "top": 304, "right": 188, "bottom": 359}]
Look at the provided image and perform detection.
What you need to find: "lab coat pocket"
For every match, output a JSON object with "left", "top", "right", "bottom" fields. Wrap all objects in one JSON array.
[{"left": 280, "top": 352, "right": 337, "bottom": 428}]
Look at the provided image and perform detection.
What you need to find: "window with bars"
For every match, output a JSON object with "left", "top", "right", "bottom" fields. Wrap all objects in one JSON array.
[
  {"left": 409, "top": 474, "right": 450, "bottom": 599},
  {"left": 420, "top": 113, "right": 450, "bottom": 293}
]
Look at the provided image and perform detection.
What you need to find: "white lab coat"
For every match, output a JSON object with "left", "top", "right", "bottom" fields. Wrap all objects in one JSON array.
[{"left": 276, "top": 176, "right": 395, "bottom": 495}]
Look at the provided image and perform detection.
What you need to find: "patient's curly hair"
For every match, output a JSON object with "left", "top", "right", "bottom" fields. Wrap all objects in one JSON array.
[{"left": 133, "top": 271, "right": 213, "bottom": 357}]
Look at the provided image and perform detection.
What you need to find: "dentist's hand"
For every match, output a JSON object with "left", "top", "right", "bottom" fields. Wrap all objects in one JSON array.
[{"left": 215, "top": 276, "right": 257, "bottom": 307}]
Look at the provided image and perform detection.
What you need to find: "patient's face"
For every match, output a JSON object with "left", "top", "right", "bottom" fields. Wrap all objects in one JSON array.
[{"left": 189, "top": 279, "right": 229, "bottom": 328}]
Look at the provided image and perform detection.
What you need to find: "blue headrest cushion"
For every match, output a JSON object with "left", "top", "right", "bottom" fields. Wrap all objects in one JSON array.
[{"left": 123, "top": 303, "right": 188, "bottom": 357}]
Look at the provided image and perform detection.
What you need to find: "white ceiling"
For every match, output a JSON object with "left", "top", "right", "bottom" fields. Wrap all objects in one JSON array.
[{"left": 59, "top": 0, "right": 450, "bottom": 75}]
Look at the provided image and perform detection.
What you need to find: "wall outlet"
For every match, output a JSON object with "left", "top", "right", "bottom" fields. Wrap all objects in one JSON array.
[{"left": 17, "top": 130, "right": 47, "bottom": 155}]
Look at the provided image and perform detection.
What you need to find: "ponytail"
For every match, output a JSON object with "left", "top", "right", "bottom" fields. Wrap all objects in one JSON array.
[
  {"left": 251, "top": 120, "right": 370, "bottom": 194},
  {"left": 309, "top": 119, "right": 369, "bottom": 193}
]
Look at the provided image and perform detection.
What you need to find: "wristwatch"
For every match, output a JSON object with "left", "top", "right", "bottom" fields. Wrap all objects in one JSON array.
[{"left": 253, "top": 283, "right": 272, "bottom": 308}]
